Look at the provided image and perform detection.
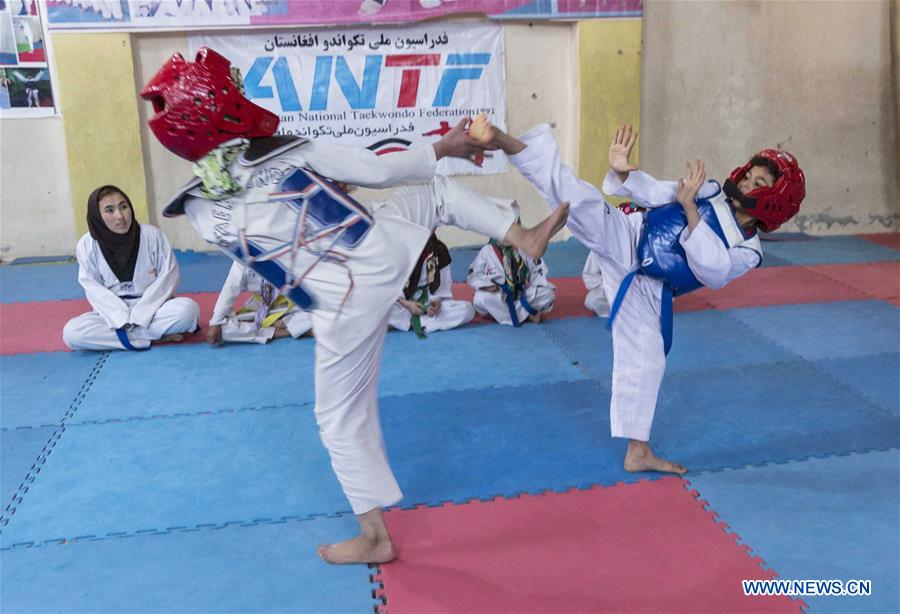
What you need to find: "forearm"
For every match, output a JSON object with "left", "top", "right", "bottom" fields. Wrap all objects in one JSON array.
[{"left": 681, "top": 222, "right": 737, "bottom": 289}]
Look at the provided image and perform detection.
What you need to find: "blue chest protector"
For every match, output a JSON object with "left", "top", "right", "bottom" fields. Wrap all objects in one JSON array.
[{"left": 607, "top": 182, "right": 737, "bottom": 355}]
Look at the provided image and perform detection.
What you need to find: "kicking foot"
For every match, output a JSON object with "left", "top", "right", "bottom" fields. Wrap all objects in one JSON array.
[
  {"left": 505, "top": 203, "right": 569, "bottom": 260},
  {"left": 316, "top": 535, "right": 396, "bottom": 565},
  {"left": 624, "top": 440, "right": 686, "bottom": 475}
]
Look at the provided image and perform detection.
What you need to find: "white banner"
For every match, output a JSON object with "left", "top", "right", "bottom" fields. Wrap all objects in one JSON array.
[{"left": 193, "top": 22, "right": 507, "bottom": 175}]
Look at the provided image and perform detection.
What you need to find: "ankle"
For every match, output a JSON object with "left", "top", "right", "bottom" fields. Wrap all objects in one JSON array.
[{"left": 627, "top": 440, "right": 650, "bottom": 457}]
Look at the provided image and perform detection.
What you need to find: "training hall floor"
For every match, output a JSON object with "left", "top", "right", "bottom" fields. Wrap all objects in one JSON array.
[{"left": 1, "top": 233, "right": 898, "bottom": 613}]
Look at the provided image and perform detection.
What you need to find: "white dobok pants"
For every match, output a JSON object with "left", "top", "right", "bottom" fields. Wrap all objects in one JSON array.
[
  {"left": 387, "top": 299, "right": 474, "bottom": 333},
  {"left": 585, "top": 288, "right": 611, "bottom": 318},
  {"left": 314, "top": 176, "right": 514, "bottom": 514},
  {"left": 472, "top": 285, "right": 555, "bottom": 325},
  {"left": 63, "top": 297, "right": 199, "bottom": 351},
  {"left": 510, "top": 125, "right": 665, "bottom": 441},
  {"left": 220, "top": 310, "right": 313, "bottom": 344}
]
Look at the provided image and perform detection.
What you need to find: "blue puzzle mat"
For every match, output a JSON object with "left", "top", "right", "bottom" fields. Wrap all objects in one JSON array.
[
  {"left": 1, "top": 426, "right": 56, "bottom": 513},
  {"left": 169, "top": 251, "right": 233, "bottom": 293},
  {"left": 73, "top": 340, "right": 318, "bottom": 424},
  {"left": 728, "top": 300, "right": 900, "bottom": 361},
  {"left": 539, "top": 310, "right": 798, "bottom": 381},
  {"left": 74, "top": 325, "right": 584, "bottom": 425},
  {"left": 812, "top": 353, "right": 899, "bottom": 419},
  {"left": 0, "top": 263, "right": 81, "bottom": 303},
  {"left": 1, "top": 406, "right": 344, "bottom": 547},
  {"left": 688, "top": 450, "right": 899, "bottom": 613},
  {"left": 759, "top": 235, "right": 900, "bottom": 266},
  {"left": 652, "top": 361, "right": 900, "bottom": 472},
  {"left": 380, "top": 379, "right": 644, "bottom": 509},
  {"left": 3, "top": 379, "right": 644, "bottom": 547},
  {"left": 2, "top": 514, "right": 376, "bottom": 613},
  {"left": 0, "top": 352, "right": 104, "bottom": 429}
]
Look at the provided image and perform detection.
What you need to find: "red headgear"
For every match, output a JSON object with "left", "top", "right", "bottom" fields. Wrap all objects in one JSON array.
[
  {"left": 140, "top": 47, "right": 279, "bottom": 162},
  {"left": 724, "top": 149, "right": 806, "bottom": 233}
]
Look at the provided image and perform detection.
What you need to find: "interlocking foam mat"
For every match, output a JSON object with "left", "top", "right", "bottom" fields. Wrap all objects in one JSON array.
[
  {"left": 1, "top": 513, "right": 378, "bottom": 613},
  {"left": 2, "top": 233, "right": 897, "bottom": 613},
  {"left": 687, "top": 450, "right": 899, "bottom": 614},
  {"left": 377, "top": 478, "right": 800, "bottom": 612}
]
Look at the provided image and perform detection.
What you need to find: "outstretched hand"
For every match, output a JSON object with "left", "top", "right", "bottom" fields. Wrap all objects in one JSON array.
[
  {"left": 609, "top": 124, "right": 639, "bottom": 181},
  {"left": 432, "top": 118, "right": 493, "bottom": 166}
]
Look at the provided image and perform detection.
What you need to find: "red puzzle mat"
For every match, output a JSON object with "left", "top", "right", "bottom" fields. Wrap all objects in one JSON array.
[
  {"left": 2, "top": 261, "right": 896, "bottom": 355},
  {"left": 377, "top": 478, "right": 800, "bottom": 613}
]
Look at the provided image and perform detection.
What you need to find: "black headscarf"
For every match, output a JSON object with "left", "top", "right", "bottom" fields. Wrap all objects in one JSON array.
[
  {"left": 86, "top": 185, "right": 141, "bottom": 283},
  {"left": 403, "top": 234, "right": 452, "bottom": 300}
]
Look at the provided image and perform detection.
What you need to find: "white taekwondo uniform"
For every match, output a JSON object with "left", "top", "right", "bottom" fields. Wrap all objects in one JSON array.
[
  {"left": 467, "top": 243, "right": 556, "bottom": 326},
  {"left": 508, "top": 124, "right": 761, "bottom": 441},
  {"left": 387, "top": 257, "right": 474, "bottom": 334},
  {"left": 166, "top": 137, "right": 515, "bottom": 514},
  {"left": 210, "top": 260, "right": 312, "bottom": 343},
  {"left": 63, "top": 225, "right": 199, "bottom": 351},
  {"left": 582, "top": 251, "right": 611, "bottom": 318}
]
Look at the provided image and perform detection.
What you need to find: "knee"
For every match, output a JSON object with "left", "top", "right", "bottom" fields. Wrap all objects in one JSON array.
[
  {"left": 172, "top": 297, "right": 200, "bottom": 327},
  {"left": 62, "top": 318, "right": 85, "bottom": 350}
]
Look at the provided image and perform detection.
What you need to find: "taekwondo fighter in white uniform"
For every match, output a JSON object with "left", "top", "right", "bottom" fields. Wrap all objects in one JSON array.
[
  {"left": 387, "top": 233, "right": 474, "bottom": 336},
  {"left": 467, "top": 205, "right": 557, "bottom": 326},
  {"left": 63, "top": 185, "right": 200, "bottom": 351},
  {"left": 471, "top": 119, "right": 805, "bottom": 475},
  {"left": 207, "top": 260, "right": 312, "bottom": 345},
  {"left": 582, "top": 251, "right": 610, "bottom": 318},
  {"left": 140, "top": 48, "right": 568, "bottom": 565}
]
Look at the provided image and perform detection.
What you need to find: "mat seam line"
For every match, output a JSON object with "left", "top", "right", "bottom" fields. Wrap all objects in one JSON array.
[
  {"left": 680, "top": 478, "right": 809, "bottom": 611},
  {"left": 803, "top": 262, "right": 898, "bottom": 304},
  {"left": 0, "top": 510, "right": 355, "bottom": 551},
  {"left": 0, "top": 351, "right": 109, "bottom": 530}
]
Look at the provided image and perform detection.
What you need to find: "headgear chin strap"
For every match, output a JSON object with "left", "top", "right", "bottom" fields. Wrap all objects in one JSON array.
[
  {"left": 726, "top": 148, "right": 806, "bottom": 233},
  {"left": 140, "top": 47, "right": 279, "bottom": 162}
]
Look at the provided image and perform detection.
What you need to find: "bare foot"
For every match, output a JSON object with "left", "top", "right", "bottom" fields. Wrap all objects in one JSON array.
[
  {"left": 316, "top": 534, "right": 396, "bottom": 565},
  {"left": 157, "top": 333, "right": 184, "bottom": 344},
  {"left": 504, "top": 203, "right": 570, "bottom": 260},
  {"left": 528, "top": 311, "right": 543, "bottom": 324},
  {"left": 624, "top": 440, "right": 686, "bottom": 475}
]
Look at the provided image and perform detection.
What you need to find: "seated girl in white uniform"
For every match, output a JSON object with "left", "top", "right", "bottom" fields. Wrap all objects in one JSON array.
[
  {"left": 63, "top": 185, "right": 199, "bottom": 351},
  {"left": 206, "top": 260, "right": 313, "bottom": 345},
  {"left": 387, "top": 233, "right": 474, "bottom": 337},
  {"left": 582, "top": 251, "right": 610, "bottom": 318},
  {"left": 467, "top": 203, "right": 556, "bottom": 326}
]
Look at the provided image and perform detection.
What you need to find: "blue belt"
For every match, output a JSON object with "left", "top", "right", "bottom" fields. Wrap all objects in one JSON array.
[
  {"left": 607, "top": 272, "right": 674, "bottom": 355},
  {"left": 116, "top": 328, "right": 149, "bottom": 352},
  {"left": 499, "top": 282, "right": 537, "bottom": 327}
]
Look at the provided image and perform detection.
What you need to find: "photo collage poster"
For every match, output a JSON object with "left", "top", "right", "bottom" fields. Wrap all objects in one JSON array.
[{"left": 1, "top": 0, "right": 57, "bottom": 117}]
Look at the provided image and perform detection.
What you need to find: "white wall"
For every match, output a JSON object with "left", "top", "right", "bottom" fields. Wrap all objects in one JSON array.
[
  {"left": 0, "top": 117, "right": 76, "bottom": 262},
  {"left": 3, "top": 6, "right": 897, "bottom": 261},
  {"left": 640, "top": 0, "right": 898, "bottom": 234},
  {"left": 131, "top": 22, "right": 579, "bottom": 252}
]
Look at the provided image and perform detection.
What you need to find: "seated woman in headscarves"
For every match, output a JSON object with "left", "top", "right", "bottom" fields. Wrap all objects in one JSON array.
[{"left": 62, "top": 185, "right": 199, "bottom": 351}]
